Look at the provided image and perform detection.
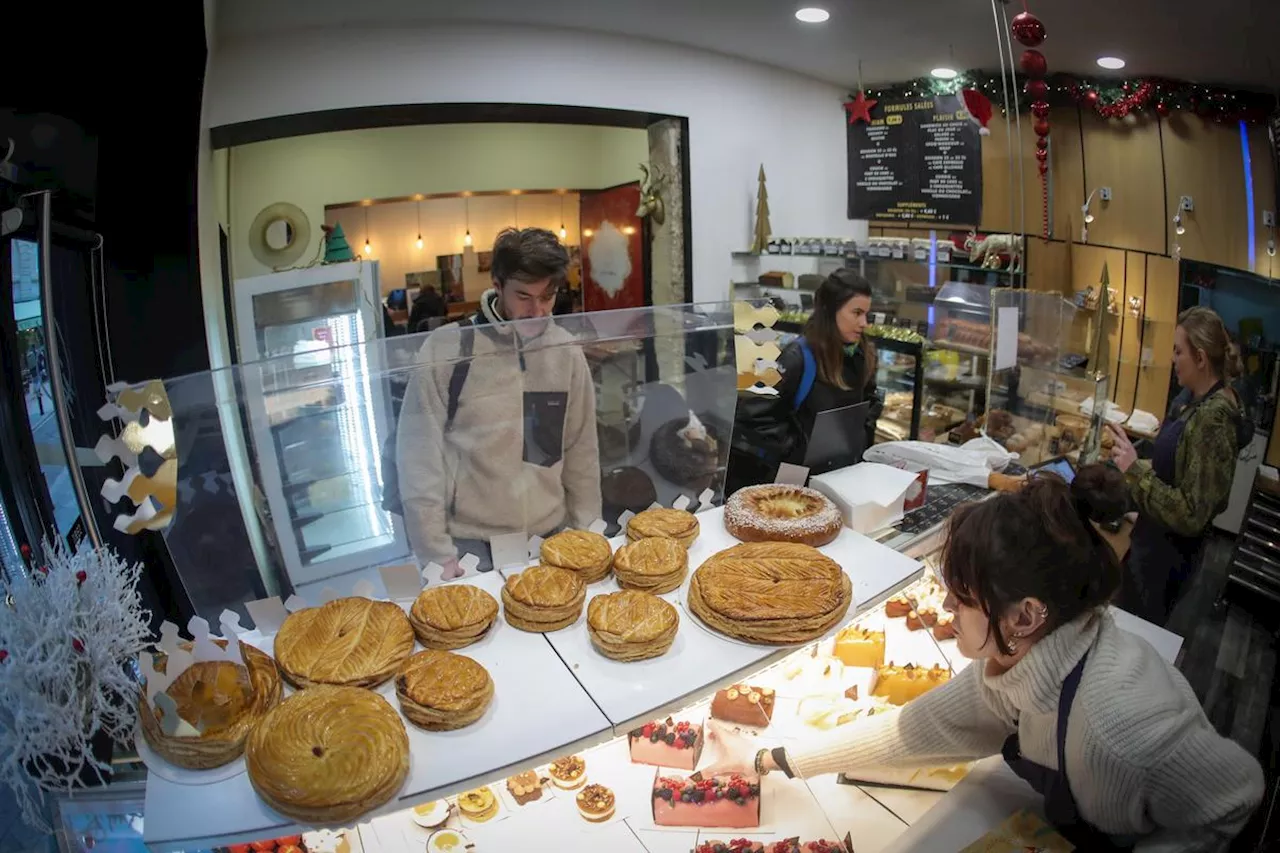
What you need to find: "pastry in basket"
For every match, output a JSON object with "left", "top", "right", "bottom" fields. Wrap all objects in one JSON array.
[
  {"left": 627, "top": 507, "right": 700, "bottom": 548},
  {"left": 246, "top": 685, "right": 409, "bottom": 823},
  {"left": 586, "top": 589, "right": 679, "bottom": 662},
  {"left": 724, "top": 484, "right": 843, "bottom": 547},
  {"left": 871, "top": 662, "right": 952, "bottom": 706},
  {"left": 408, "top": 583, "right": 499, "bottom": 650},
  {"left": 540, "top": 529, "right": 613, "bottom": 584},
  {"left": 274, "top": 597, "right": 414, "bottom": 689},
  {"left": 395, "top": 649, "right": 493, "bottom": 731},
  {"left": 501, "top": 565, "right": 585, "bottom": 632},
  {"left": 687, "top": 542, "right": 851, "bottom": 644},
  {"left": 139, "top": 641, "right": 282, "bottom": 769},
  {"left": 612, "top": 536, "right": 688, "bottom": 594}
]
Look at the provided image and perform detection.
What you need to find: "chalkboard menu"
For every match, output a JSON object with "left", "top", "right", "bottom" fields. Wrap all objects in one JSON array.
[{"left": 847, "top": 94, "right": 983, "bottom": 225}]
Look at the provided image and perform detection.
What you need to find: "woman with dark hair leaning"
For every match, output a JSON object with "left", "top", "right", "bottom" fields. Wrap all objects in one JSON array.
[
  {"left": 1107, "top": 306, "right": 1252, "bottom": 625},
  {"left": 705, "top": 467, "right": 1263, "bottom": 850},
  {"left": 726, "top": 269, "right": 882, "bottom": 492}
]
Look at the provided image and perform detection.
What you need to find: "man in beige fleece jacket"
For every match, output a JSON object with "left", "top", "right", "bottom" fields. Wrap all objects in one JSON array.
[{"left": 396, "top": 228, "right": 601, "bottom": 574}]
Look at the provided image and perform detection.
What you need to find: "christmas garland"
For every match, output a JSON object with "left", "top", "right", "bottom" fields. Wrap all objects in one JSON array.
[{"left": 855, "top": 72, "right": 1275, "bottom": 124}]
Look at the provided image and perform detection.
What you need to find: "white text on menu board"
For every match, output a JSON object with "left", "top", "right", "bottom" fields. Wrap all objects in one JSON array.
[
  {"left": 856, "top": 121, "right": 901, "bottom": 195},
  {"left": 921, "top": 109, "right": 974, "bottom": 203}
]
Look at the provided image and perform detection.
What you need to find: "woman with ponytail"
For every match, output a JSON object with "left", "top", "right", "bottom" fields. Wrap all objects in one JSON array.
[
  {"left": 1107, "top": 306, "right": 1251, "bottom": 625},
  {"left": 704, "top": 467, "right": 1262, "bottom": 849}
]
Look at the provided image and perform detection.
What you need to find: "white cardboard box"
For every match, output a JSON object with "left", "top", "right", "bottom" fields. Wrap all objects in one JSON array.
[{"left": 811, "top": 463, "right": 922, "bottom": 534}]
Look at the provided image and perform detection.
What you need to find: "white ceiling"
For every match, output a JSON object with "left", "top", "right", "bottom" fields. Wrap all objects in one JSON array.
[{"left": 217, "top": 0, "right": 1279, "bottom": 91}]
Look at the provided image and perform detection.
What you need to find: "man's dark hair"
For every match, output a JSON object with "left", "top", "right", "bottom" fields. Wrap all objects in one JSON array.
[{"left": 491, "top": 227, "right": 569, "bottom": 289}]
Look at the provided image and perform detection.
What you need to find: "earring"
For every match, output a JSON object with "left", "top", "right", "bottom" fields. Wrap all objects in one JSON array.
[{"left": 1007, "top": 636, "right": 1019, "bottom": 654}]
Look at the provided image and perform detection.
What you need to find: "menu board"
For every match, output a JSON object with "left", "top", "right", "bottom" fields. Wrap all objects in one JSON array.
[{"left": 847, "top": 94, "right": 983, "bottom": 224}]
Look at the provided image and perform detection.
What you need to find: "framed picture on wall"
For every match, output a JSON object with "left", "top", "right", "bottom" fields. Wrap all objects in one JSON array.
[
  {"left": 477, "top": 250, "right": 493, "bottom": 273},
  {"left": 437, "top": 254, "right": 465, "bottom": 303},
  {"left": 581, "top": 182, "right": 647, "bottom": 312}
]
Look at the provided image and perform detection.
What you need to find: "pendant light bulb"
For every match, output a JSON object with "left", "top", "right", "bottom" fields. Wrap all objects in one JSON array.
[
  {"left": 559, "top": 224, "right": 567, "bottom": 241},
  {"left": 464, "top": 230, "right": 473, "bottom": 247},
  {"left": 363, "top": 240, "right": 372, "bottom": 255},
  {"left": 416, "top": 235, "right": 423, "bottom": 249}
]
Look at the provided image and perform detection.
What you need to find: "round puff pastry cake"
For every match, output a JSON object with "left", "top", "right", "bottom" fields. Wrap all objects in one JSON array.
[
  {"left": 586, "top": 589, "right": 679, "bottom": 662},
  {"left": 246, "top": 685, "right": 409, "bottom": 823},
  {"left": 540, "top": 530, "right": 613, "bottom": 584},
  {"left": 687, "top": 542, "right": 852, "bottom": 645},
  {"left": 626, "top": 508, "right": 699, "bottom": 548},
  {"left": 612, "top": 537, "right": 688, "bottom": 595},
  {"left": 274, "top": 597, "right": 414, "bottom": 689},
  {"left": 724, "top": 484, "right": 842, "bottom": 547},
  {"left": 409, "top": 584, "right": 499, "bottom": 650},
  {"left": 139, "top": 641, "right": 282, "bottom": 769},
  {"left": 501, "top": 565, "right": 586, "bottom": 633},
  {"left": 396, "top": 649, "right": 493, "bottom": 730}
]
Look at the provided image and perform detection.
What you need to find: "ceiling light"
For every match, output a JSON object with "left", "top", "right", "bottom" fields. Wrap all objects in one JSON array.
[
  {"left": 1096, "top": 56, "right": 1126, "bottom": 70},
  {"left": 931, "top": 68, "right": 959, "bottom": 80},
  {"left": 795, "top": 7, "right": 829, "bottom": 23}
]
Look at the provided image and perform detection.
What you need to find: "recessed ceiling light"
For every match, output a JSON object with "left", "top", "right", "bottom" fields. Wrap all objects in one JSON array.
[
  {"left": 1096, "top": 56, "right": 1126, "bottom": 70},
  {"left": 795, "top": 7, "right": 830, "bottom": 23},
  {"left": 931, "top": 68, "right": 959, "bottom": 80}
]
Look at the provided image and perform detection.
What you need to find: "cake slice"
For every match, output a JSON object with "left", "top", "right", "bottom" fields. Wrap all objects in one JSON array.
[
  {"left": 652, "top": 772, "right": 761, "bottom": 828},
  {"left": 628, "top": 717, "right": 703, "bottom": 770},
  {"left": 710, "top": 684, "right": 774, "bottom": 728},
  {"left": 885, "top": 594, "right": 913, "bottom": 617},
  {"left": 832, "top": 625, "right": 885, "bottom": 668},
  {"left": 932, "top": 612, "right": 956, "bottom": 640},
  {"left": 871, "top": 662, "right": 951, "bottom": 706}
]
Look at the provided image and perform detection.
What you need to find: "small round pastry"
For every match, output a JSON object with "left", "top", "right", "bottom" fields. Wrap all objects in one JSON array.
[
  {"left": 409, "top": 584, "right": 499, "bottom": 650},
  {"left": 427, "top": 829, "right": 471, "bottom": 853},
  {"left": 724, "top": 484, "right": 842, "bottom": 547},
  {"left": 411, "top": 799, "right": 452, "bottom": 829},
  {"left": 612, "top": 537, "right": 687, "bottom": 595},
  {"left": 540, "top": 530, "right": 613, "bottom": 584},
  {"left": 548, "top": 754, "right": 586, "bottom": 790},
  {"left": 586, "top": 590, "right": 679, "bottom": 662},
  {"left": 274, "top": 597, "right": 414, "bottom": 689},
  {"left": 501, "top": 565, "right": 586, "bottom": 633},
  {"left": 627, "top": 508, "right": 699, "bottom": 548},
  {"left": 395, "top": 649, "right": 493, "bottom": 731},
  {"left": 456, "top": 786, "right": 498, "bottom": 822},
  {"left": 139, "top": 641, "right": 282, "bottom": 770},
  {"left": 576, "top": 783, "right": 616, "bottom": 823},
  {"left": 246, "top": 685, "right": 409, "bottom": 823}
]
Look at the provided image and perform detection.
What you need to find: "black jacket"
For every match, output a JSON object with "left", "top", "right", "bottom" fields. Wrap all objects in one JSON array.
[
  {"left": 732, "top": 338, "right": 882, "bottom": 471},
  {"left": 407, "top": 289, "right": 448, "bottom": 334}
]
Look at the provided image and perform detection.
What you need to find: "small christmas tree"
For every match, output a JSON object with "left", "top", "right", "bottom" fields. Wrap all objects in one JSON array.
[
  {"left": 323, "top": 222, "right": 355, "bottom": 263},
  {"left": 750, "top": 164, "right": 771, "bottom": 255}
]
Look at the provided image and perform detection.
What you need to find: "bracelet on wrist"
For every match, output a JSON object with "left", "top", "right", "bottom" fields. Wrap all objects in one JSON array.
[{"left": 753, "top": 747, "right": 769, "bottom": 775}]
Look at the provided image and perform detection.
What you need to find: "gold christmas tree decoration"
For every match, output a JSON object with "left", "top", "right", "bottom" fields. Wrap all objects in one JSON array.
[{"left": 750, "top": 164, "right": 771, "bottom": 254}]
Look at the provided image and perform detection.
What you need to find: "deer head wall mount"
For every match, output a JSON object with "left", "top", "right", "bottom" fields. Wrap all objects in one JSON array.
[{"left": 636, "top": 162, "right": 668, "bottom": 227}]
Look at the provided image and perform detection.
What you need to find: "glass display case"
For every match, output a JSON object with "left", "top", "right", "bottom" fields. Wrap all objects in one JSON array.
[{"left": 233, "top": 260, "right": 405, "bottom": 586}]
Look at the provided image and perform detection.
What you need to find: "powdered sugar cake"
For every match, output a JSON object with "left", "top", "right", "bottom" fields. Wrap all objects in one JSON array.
[{"left": 724, "top": 484, "right": 843, "bottom": 547}]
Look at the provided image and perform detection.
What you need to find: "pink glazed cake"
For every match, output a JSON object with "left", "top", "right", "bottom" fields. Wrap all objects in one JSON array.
[
  {"left": 628, "top": 718, "right": 703, "bottom": 770},
  {"left": 652, "top": 773, "right": 761, "bottom": 828}
]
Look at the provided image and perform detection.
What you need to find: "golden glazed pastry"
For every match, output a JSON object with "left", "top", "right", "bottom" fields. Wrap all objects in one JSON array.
[
  {"left": 456, "top": 786, "right": 499, "bottom": 823},
  {"left": 687, "top": 542, "right": 852, "bottom": 645},
  {"left": 246, "top": 685, "right": 408, "bottom": 823},
  {"left": 586, "top": 590, "right": 679, "bottom": 662},
  {"left": 626, "top": 508, "right": 699, "bottom": 548},
  {"left": 139, "top": 641, "right": 282, "bottom": 770},
  {"left": 872, "top": 662, "right": 952, "bottom": 706},
  {"left": 540, "top": 530, "right": 613, "bottom": 584},
  {"left": 409, "top": 584, "right": 499, "bottom": 650},
  {"left": 274, "top": 597, "right": 414, "bottom": 689},
  {"left": 612, "top": 537, "right": 688, "bottom": 595},
  {"left": 395, "top": 649, "right": 494, "bottom": 731},
  {"left": 723, "top": 484, "right": 843, "bottom": 547},
  {"left": 501, "top": 565, "right": 586, "bottom": 633}
]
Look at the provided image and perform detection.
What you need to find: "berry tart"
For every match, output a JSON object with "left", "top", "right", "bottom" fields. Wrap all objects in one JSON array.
[
  {"left": 628, "top": 717, "right": 704, "bottom": 770},
  {"left": 652, "top": 772, "right": 761, "bottom": 828}
]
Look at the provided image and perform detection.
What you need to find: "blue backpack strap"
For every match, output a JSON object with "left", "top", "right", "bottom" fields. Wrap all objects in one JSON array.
[{"left": 793, "top": 338, "right": 817, "bottom": 412}]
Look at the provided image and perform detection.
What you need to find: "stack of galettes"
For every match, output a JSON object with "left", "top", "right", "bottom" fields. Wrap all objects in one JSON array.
[
  {"left": 687, "top": 542, "right": 852, "bottom": 645},
  {"left": 586, "top": 589, "right": 679, "bottom": 661},
  {"left": 540, "top": 530, "right": 614, "bottom": 584},
  {"left": 502, "top": 565, "right": 587, "bottom": 632},
  {"left": 612, "top": 536, "right": 688, "bottom": 594},
  {"left": 627, "top": 507, "right": 700, "bottom": 549}
]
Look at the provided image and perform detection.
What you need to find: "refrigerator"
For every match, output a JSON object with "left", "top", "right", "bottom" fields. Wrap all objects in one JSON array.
[{"left": 234, "top": 260, "right": 407, "bottom": 586}]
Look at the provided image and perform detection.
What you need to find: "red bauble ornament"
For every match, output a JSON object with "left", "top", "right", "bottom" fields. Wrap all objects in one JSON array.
[
  {"left": 72, "top": 638, "right": 85, "bottom": 654},
  {"left": 1039, "top": 162, "right": 1050, "bottom": 175},
  {"left": 1036, "top": 137, "right": 1049, "bottom": 150},
  {"left": 1020, "top": 49, "right": 1048, "bottom": 78},
  {"left": 1031, "top": 101, "right": 1051, "bottom": 119},
  {"left": 1034, "top": 119, "right": 1051, "bottom": 137},
  {"left": 1011, "top": 11, "right": 1046, "bottom": 47},
  {"left": 1084, "top": 90, "right": 1100, "bottom": 106},
  {"left": 19, "top": 544, "right": 30, "bottom": 559},
  {"left": 76, "top": 570, "right": 87, "bottom": 585},
  {"left": 1025, "top": 79, "right": 1048, "bottom": 100},
  {"left": 1117, "top": 105, "right": 1130, "bottom": 118},
  {"left": 1036, "top": 148, "right": 1049, "bottom": 162}
]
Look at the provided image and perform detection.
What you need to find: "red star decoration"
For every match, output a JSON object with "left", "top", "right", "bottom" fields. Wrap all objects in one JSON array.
[{"left": 843, "top": 91, "right": 877, "bottom": 124}]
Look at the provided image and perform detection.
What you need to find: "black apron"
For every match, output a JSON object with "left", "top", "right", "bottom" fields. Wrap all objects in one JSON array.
[
  {"left": 1001, "top": 653, "right": 1133, "bottom": 850},
  {"left": 1125, "top": 383, "right": 1224, "bottom": 624}
]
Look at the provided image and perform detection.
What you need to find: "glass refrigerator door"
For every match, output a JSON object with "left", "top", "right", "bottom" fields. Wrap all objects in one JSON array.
[{"left": 235, "top": 261, "right": 406, "bottom": 585}]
